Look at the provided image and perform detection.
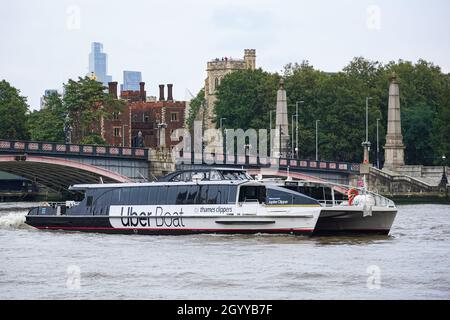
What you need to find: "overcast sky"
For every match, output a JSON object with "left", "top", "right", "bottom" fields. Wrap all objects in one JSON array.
[{"left": 1, "top": 0, "right": 449, "bottom": 110}]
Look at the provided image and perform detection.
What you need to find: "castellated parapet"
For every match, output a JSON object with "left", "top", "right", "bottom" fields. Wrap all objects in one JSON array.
[{"left": 201, "top": 49, "right": 257, "bottom": 130}]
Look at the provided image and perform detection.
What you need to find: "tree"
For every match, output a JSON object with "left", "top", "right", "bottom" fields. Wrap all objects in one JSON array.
[
  {"left": 0, "top": 80, "right": 29, "bottom": 140},
  {"left": 186, "top": 88, "right": 205, "bottom": 129},
  {"left": 27, "top": 92, "right": 66, "bottom": 142},
  {"left": 214, "top": 69, "right": 280, "bottom": 130},
  {"left": 63, "top": 76, "right": 125, "bottom": 144}
]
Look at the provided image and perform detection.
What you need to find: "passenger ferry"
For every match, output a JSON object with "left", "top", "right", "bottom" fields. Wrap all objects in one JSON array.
[{"left": 26, "top": 170, "right": 322, "bottom": 236}]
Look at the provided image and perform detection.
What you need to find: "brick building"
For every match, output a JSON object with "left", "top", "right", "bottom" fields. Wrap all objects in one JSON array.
[
  {"left": 102, "top": 82, "right": 132, "bottom": 147},
  {"left": 102, "top": 82, "right": 186, "bottom": 149}
]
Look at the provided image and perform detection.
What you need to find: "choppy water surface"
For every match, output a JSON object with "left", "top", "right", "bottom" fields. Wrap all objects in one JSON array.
[{"left": 0, "top": 203, "right": 449, "bottom": 299}]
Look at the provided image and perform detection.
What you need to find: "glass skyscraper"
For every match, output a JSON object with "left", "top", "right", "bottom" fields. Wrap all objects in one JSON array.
[
  {"left": 122, "top": 71, "right": 142, "bottom": 91},
  {"left": 88, "top": 42, "right": 112, "bottom": 87}
]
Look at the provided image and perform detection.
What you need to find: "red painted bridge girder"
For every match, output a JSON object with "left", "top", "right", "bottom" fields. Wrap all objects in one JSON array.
[{"left": 0, "top": 155, "right": 132, "bottom": 193}]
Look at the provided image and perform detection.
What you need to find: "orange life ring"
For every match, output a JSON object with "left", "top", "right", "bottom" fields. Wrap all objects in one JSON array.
[{"left": 347, "top": 188, "right": 359, "bottom": 205}]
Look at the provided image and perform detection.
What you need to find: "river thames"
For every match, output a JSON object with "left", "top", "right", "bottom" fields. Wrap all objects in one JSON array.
[{"left": 0, "top": 203, "right": 449, "bottom": 300}]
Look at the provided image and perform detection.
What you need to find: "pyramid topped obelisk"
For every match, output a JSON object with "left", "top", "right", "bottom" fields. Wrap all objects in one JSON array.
[
  {"left": 383, "top": 72, "right": 405, "bottom": 169},
  {"left": 272, "top": 79, "right": 290, "bottom": 158}
]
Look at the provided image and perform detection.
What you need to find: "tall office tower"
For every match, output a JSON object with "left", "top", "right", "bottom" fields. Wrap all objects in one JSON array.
[
  {"left": 88, "top": 42, "right": 112, "bottom": 87},
  {"left": 122, "top": 71, "right": 142, "bottom": 91}
]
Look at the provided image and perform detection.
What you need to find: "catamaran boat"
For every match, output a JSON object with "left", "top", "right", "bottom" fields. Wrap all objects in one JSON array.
[{"left": 25, "top": 169, "right": 322, "bottom": 236}]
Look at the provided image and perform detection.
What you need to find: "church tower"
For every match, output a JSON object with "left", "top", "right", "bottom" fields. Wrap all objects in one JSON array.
[{"left": 201, "top": 49, "right": 257, "bottom": 130}]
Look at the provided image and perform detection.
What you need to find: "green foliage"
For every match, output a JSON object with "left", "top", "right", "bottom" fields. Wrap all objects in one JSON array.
[
  {"left": 63, "top": 76, "right": 125, "bottom": 143},
  {"left": 0, "top": 80, "right": 30, "bottom": 140},
  {"left": 214, "top": 68, "right": 279, "bottom": 130},
  {"left": 213, "top": 58, "right": 449, "bottom": 164},
  {"left": 79, "top": 134, "right": 107, "bottom": 146},
  {"left": 27, "top": 92, "right": 66, "bottom": 142},
  {"left": 186, "top": 88, "right": 205, "bottom": 129}
]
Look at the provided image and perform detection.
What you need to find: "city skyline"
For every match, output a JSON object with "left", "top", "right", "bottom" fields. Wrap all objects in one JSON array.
[{"left": 1, "top": 0, "right": 449, "bottom": 110}]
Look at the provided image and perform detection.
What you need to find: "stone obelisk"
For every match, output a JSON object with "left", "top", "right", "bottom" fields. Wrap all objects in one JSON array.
[
  {"left": 273, "top": 79, "right": 290, "bottom": 158},
  {"left": 383, "top": 72, "right": 405, "bottom": 170}
]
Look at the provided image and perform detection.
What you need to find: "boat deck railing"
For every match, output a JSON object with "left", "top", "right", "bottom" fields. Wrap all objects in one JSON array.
[{"left": 262, "top": 178, "right": 396, "bottom": 208}]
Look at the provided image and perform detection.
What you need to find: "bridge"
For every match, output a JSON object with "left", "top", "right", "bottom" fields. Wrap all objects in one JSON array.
[
  {"left": 0, "top": 139, "right": 363, "bottom": 197},
  {"left": 0, "top": 140, "right": 149, "bottom": 195}
]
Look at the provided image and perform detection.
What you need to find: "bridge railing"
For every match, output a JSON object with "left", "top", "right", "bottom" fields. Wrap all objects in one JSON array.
[
  {"left": 0, "top": 140, "right": 148, "bottom": 160},
  {"left": 176, "top": 152, "right": 360, "bottom": 173}
]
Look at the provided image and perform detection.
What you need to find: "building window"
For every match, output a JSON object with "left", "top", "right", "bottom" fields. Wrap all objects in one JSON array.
[
  {"left": 113, "top": 112, "right": 120, "bottom": 120},
  {"left": 171, "top": 112, "right": 178, "bottom": 122},
  {"left": 132, "top": 115, "right": 138, "bottom": 122},
  {"left": 215, "top": 77, "right": 220, "bottom": 89},
  {"left": 113, "top": 127, "right": 121, "bottom": 137},
  {"left": 144, "top": 115, "right": 149, "bottom": 123}
]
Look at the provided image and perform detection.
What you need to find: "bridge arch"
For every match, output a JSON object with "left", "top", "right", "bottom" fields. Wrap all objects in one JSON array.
[{"left": 0, "top": 155, "right": 132, "bottom": 194}]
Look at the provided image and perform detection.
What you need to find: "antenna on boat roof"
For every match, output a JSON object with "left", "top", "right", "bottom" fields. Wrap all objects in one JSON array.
[{"left": 99, "top": 176, "right": 104, "bottom": 184}]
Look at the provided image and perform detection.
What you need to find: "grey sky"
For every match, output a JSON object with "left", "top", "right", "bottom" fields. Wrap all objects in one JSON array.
[{"left": 1, "top": 0, "right": 449, "bottom": 110}]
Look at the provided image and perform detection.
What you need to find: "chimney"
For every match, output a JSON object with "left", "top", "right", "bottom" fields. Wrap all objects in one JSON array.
[
  {"left": 108, "top": 82, "right": 118, "bottom": 99},
  {"left": 139, "top": 82, "right": 146, "bottom": 102},
  {"left": 167, "top": 84, "right": 173, "bottom": 101},
  {"left": 159, "top": 84, "right": 165, "bottom": 101}
]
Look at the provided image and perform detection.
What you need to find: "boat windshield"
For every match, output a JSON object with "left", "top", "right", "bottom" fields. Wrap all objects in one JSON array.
[{"left": 166, "top": 170, "right": 252, "bottom": 182}]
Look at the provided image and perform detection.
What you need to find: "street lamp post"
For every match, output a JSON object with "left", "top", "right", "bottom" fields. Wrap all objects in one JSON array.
[
  {"left": 365, "top": 97, "right": 372, "bottom": 143},
  {"left": 315, "top": 120, "right": 320, "bottom": 161},
  {"left": 220, "top": 118, "right": 226, "bottom": 158},
  {"left": 291, "top": 114, "right": 295, "bottom": 158},
  {"left": 362, "top": 97, "right": 373, "bottom": 164},
  {"left": 441, "top": 155, "right": 448, "bottom": 188},
  {"left": 295, "top": 101, "right": 304, "bottom": 159},
  {"left": 376, "top": 118, "right": 380, "bottom": 169}
]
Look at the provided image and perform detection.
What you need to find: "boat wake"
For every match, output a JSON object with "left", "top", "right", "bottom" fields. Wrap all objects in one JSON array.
[{"left": 0, "top": 211, "right": 29, "bottom": 229}]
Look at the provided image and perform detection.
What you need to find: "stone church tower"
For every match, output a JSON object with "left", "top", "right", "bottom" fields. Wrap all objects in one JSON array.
[
  {"left": 383, "top": 72, "right": 405, "bottom": 170},
  {"left": 201, "top": 49, "right": 256, "bottom": 129}
]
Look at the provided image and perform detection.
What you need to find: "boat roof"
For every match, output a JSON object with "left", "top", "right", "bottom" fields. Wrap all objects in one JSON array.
[{"left": 69, "top": 179, "right": 260, "bottom": 191}]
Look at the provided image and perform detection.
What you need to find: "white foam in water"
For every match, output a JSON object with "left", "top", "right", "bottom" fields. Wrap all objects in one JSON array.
[{"left": 0, "top": 212, "right": 28, "bottom": 229}]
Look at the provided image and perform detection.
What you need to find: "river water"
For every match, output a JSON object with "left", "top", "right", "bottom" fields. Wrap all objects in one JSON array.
[{"left": 0, "top": 203, "right": 449, "bottom": 300}]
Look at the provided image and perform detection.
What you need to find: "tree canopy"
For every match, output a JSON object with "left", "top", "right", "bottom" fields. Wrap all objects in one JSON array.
[
  {"left": 208, "top": 58, "right": 449, "bottom": 165},
  {"left": 0, "top": 80, "right": 30, "bottom": 140},
  {"left": 27, "top": 92, "right": 66, "bottom": 142}
]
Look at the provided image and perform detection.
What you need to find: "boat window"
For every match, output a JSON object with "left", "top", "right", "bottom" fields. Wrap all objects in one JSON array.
[
  {"left": 186, "top": 185, "right": 199, "bottom": 204},
  {"left": 120, "top": 188, "right": 133, "bottom": 205},
  {"left": 136, "top": 187, "right": 149, "bottom": 205},
  {"left": 157, "top": 186, "right": 168, "bottom": 205},
  {"left": 93, "top": 188, "right": 112, "bottom": 214},
  {"left": 218, "top": 186, "right": 229, "bottom": 204},
  {"left": 207, "top": 186, "right": 219, "bottom": 204},
  {"left": 209, "top": 171, "right": 222, "bottom": 181},
  {"left": 148, "top": 187, "right": 158, "bottom": 205},
  {"left": 197, "top": 185, "right": 208, "bottom": 204},
  {"left": 86, "top": 195, "right": 93, "bottom": 207},
  {"left": 176, "top": 186, "right": 188, "bottom": 204},
  {"left": 227, "top": 186, "right": 237, "bottom": 204},
  {"left": 166, "top": 186, "right": 178, "bottom": 205},
  {"left": 239, "top": 186, "right": 266, "bottom": 203}
]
